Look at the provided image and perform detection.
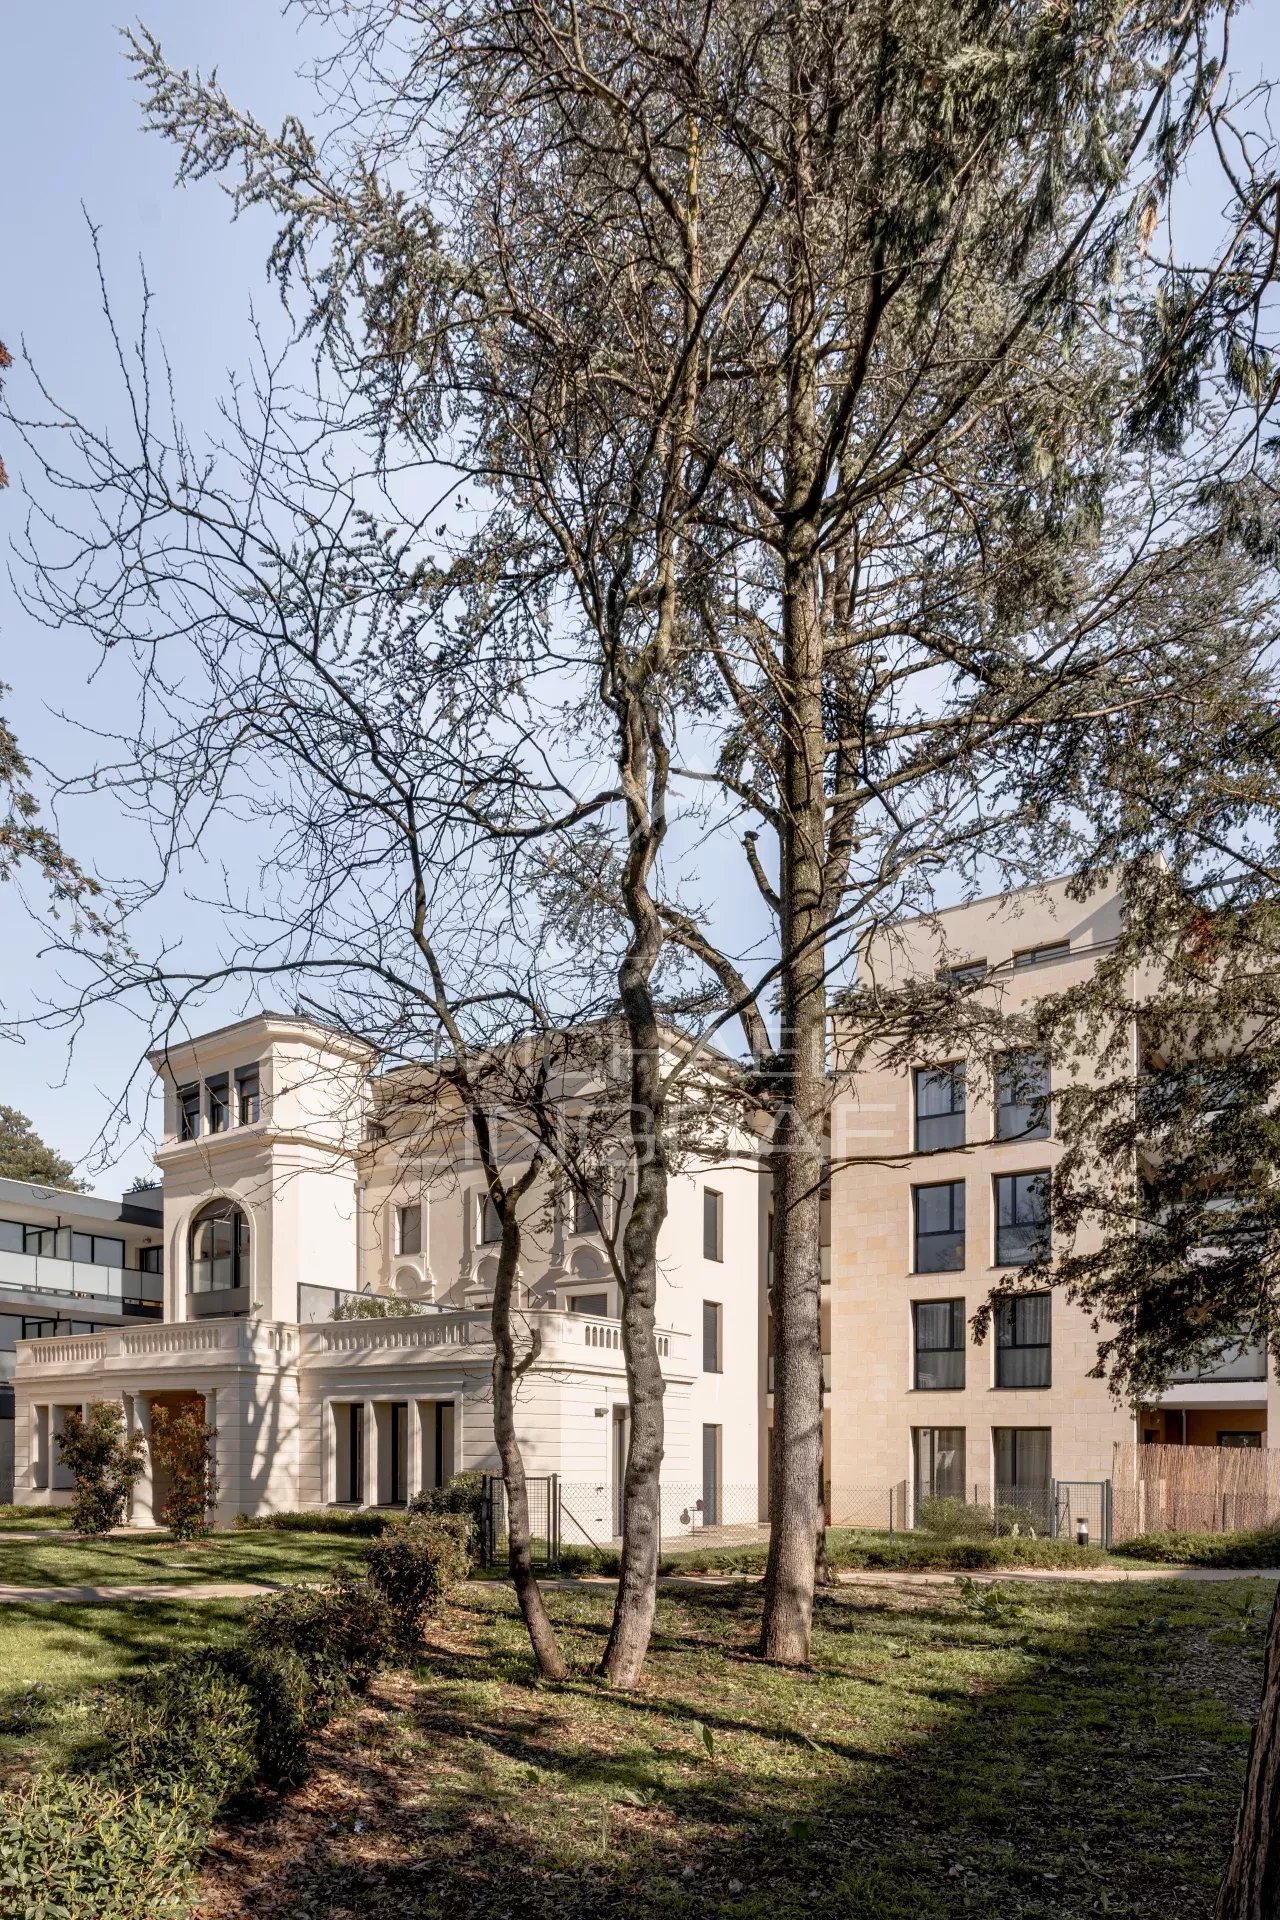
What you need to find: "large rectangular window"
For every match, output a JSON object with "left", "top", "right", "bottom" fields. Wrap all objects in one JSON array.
[
  {"left": 395, "top": 1204, "right": 422, "bottom": 1257},
  {"left": 236, "top": 1065, "right": 261, "bottom": 1125},
  {"left": 138, "top": 1245, "right": 164, "bottom": 1275},
  {"left": 995, "top": 1292, "right": 1052, "bottom": 1387},
  {"left": 913, "top": 1181, "right": 965, "bottom": 1272},
  {"left": 913, "top": 1426, "right": 966, "bottom": 1501},
  {"left": 574, "top": 1186, "right": 603, "bottom": 1235},
  {"left": 994, "top": 1172, "right": 1051, "bottom": 1267},
  {"left": 178, "top": 1084, "right": 201, "bottom": 1141},
  {"left": 993, "top": 1426, "right": 1051, "bottom": 1495},
  {"left": 207, "top": 1074, "right": 231, "bottom": 1134},
  {"left": 703, "top": 1300, "right": 723, "bottom": 1373},
  {"left": 913, "top": 1299, "right": 965, "bottom": 1390},
  {"left": 914, "top": 1065, "right": 965, "bottom": 1152},
  {"left": 996, "top": 1052, "right": 1050, "bottom": 1142},
  {"left": 703, "top": 1187, "right": 724, "bottom": 1261},
  {"left": 479, "top": 1193, "right": 502, "bottom": 1244},
  {"left": 568, "top": 1292, "right": 608, "bottom": 1317},
  {"left": 0, "top": 1219, "right": 23, "bottom": 1253},
  {"left": 1013, "top": 940, "right": 1070, "bottom": 969}
]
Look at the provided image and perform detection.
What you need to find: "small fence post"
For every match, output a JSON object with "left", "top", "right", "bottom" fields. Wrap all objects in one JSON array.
[
  {"left": 888, "top": 1487, "right": 893, "bottom": 1539},
  {"left": 550, "top": 1472, "right": 561, "bottom": 1569},
  {"left": 1222, "top": 1491, "right": 1228, "bottom": 1534}
]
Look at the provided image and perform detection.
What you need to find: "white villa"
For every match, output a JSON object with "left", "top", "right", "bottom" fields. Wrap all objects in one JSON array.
[{"left": 11, "top": 1015, "right": 770, "bottom": 1529}]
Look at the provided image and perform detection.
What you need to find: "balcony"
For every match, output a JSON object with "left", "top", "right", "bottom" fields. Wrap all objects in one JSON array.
[
  {"left": 1167, "top": 1341, "right": 1267, "bottom": 1385},
  {"left": 0, "top": 1247, "right": 163, "bottom": 1314}
]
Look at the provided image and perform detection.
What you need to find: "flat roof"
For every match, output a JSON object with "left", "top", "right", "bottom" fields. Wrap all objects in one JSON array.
[{"left": 0, "top": 1175, "right": 162, "bottom": 1228}]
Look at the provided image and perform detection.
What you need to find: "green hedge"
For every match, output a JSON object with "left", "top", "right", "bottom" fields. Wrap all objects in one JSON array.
[
  {"left": 2, "top": 1517, "right": 473, "bottom": 1916},
  {"left": 233, "top": 1507, "right": 391, "bottom": 1537},
  {"left": 1112, "top": 1527, "right": 1280, "bottom": 1568},
  {"left": 0, "top": 1775, "right": 202, "bottom": 1920}
]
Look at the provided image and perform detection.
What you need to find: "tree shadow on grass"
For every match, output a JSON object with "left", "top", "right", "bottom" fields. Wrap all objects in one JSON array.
[{"left": 198, "top": 1578, "right": 1268, "bottom": 1920}]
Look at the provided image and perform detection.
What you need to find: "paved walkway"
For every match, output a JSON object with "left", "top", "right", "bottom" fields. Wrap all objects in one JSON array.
[{"left": 0, "top": 1581, "right": 276, "bottom": 1603}]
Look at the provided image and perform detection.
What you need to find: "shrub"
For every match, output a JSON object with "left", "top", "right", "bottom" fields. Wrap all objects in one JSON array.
[
  {"left": 1114, "top": 1526, "right": 1280, "bottom": 1568},
  {"left": 56, "top": 1402, "right": 145, "bottom": 1535},
  {"left": 106, "top": 1645, "right": 313, "bottom": 1807},
  {"left": 246, "top": 1571, "right": 398, "bottom": 1696},
  {"left": 364, "top": 1511, "right": 471, "bottom": 1645},
  {"left": 234, "top": 1507, "right": 389, "bottom": 1536},
  {"left": 914, "top": 1497, "right": 994, "bottom": 1540},
  {"left": 332, "top": 1292, "right": 430, "bottom": 1319},
  {"left": 0, "top": 1774, "right": 202, "bottom": 1920},
  {"left": 149, "top": 1401, "right": 216, "bottom": 1540},
  {"left": 409, "top": 1469, "right": 488, "bottom": 1550}
]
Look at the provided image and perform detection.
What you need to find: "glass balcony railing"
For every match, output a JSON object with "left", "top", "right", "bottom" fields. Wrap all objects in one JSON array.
[
  {"left": 0, "top": 1247, "right": 162, "bottom": 1308},
  {"left": 1167, "top": 1340, "right": 1267, "bottom": 1385}
]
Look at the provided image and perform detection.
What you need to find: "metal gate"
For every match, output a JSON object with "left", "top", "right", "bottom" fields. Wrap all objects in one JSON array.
[
  {"left": 478, "top": 1473, "right": 561, "bottom": 1569},
  {"left": 1053, "top": 1480, "right": 1112, "bottom": 1548}
]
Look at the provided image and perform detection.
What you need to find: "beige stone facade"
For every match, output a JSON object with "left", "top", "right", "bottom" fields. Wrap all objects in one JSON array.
[{"left": 827, "top": 875, "right": 1275, "bottom": 1516}]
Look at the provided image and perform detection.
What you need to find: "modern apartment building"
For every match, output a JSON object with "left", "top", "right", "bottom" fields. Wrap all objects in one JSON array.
[
  {"left": 12, "top": 1014, "right": 768, "bottom": 1527},
  {"left": 0, "top": 1176, "right": 165, "bottom": 1497},
  {"left": 826, "top": 874, "right": 1277, "bottom": 1522}
]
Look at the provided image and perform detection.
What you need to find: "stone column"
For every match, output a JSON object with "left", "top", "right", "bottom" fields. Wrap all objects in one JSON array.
[
  {"left": 129, "top": 1394, "right": 157, "bottom": 1528},
  {"left": 362, "top": 1400, "right": 379, "bottom": 1508}
]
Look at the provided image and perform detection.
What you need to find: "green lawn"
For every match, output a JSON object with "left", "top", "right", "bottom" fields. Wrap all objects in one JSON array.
[
  {"left": 0, "top": 1529, "right": 366, "bottom": 1588},
  {"left": 198, "top": 1575, "right": 1274, "bottom": 1920},
  {"left": 0, "top": 1504, "right": 76, "bottom": 1533},
  {"left": 0, "top": 1599, "right": 247, "bottom": 1780}
]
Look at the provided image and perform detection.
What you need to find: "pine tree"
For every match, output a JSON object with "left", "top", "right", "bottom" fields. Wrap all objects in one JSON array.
[{"left": 0, "top": 1104, "right": 81, "bottom": 1190}]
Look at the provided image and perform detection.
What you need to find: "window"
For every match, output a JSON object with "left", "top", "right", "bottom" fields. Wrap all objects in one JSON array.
[
  {"left": 236, "top": 1065, "right": 261, "bottom": 1125},
  {"left": 913, "top": 1300, "right": 965, "bottom": 1390},
  {"left": 21, "top": 1318, "right": 57, "bottom": 1339},
  {"left": 994, "top": 1172, "right": 1051, "bottom": 1266},
  {"left": 395, "top": 1204, "right": 422, "bottom": 1257},
  {"left": 479, "top": 1193, "right": 503, "bottom": 1244},
  {"left": 996, "top": 1052, "right": 1050, "bottom": 1141},
  {"left": 939, "top": 960, "right": 987, "bottom": 987},
  {"left": 207, "top": 1074, "right": 231, "bottom": 1134},
  {"left": 703, "top": 1187, "right": 724, "bottom": 1261},
  {"left": 913, "top": 1426, "right": 966, "bottom": 1501},
  {"left": 995, "top": 1292, "right": 1051, "bottom": 1387},
  {"left": 0, "top": 1219, "right": 22, "bottom": 1254},
  {"left": 23, "top": 1226, "right": 57, "bottom": 1258},
  {"left": 702, "top": 1423, "right": 722, "bottom": 1526},
  {"left": 1219, "top": 1430, "right": 1263, "bottom": 1448},
  {"left": 188, "top": 1200, "right": 250, "bottom": 1296},
  {"left": 914, "top": 1181, "right": 965, "bottom": 1272},
  {"left": 703, "top": 1300, "right": 723, "bottom": 1373},
  {"left": 178, "top": 1084, "right": 201, "bottom": 1141},
  {"left": 22, "top": 1227, "right": 123, "bottom": 1268},
  {"left": 993, "top": 1426, "right": 1051, "bottom": 1495},
  {"left": 1013, "top": 940, "right": 1070, "bottom": 969},
  {"left": 568, "top": 1292, "right": 609, "bottom": 1317},
  {"left": 914, "top": 1064, "right": 965, "bottom": 1152},
  {"left": 138, "top": 1245, "right": 164, "bottom": 1275},
  {"left": 574, "top": 1187, "right": 603, "bottom": 1236}
]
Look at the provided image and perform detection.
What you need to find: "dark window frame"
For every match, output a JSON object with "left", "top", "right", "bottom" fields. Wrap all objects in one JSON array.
[
  {"left": 1012, "top": 940, "right": 1070, "bottom": 970},
  {"left": 206, "top": 1074, "right": 231, "bottom": 1135},
  {"left": 479, "top": 1192, "right": 503, "bottom": 1245},
  {"left": 236, "top": 1064, "right": 261, "bottom": 1126},
  {"left": 188, "top": 1199, "right": 250, "bottom": 1296},
  {"left": 178, "top": 1083, "right": 201, "bottom": 1142},
  {"left": 913, "top": 1298, "right": 965, "bottom": 1390},
  {"left": 396, "top": 1204, "right": 422, "bottom": 1258},
  {"left": 995, "top": 1051, "right": 1051, "bottom": 1142},
  {"left": 913, "top": 1180, "right": 966, "bottom": 1273},
  {"left": 995, "top": 1291, "right": 1052, "bottom": 1388},
  {"left": 703, "top": 1299, "right": 723, "bottom": 1373},
  {"left": 703, "top": 1187, "right": 724, "bottom": 1262},
  {"left": 568, "top": 1291, "right": 609, "bottom": 1317},
  {"left": 994, "top": 1171, "right": 1052, "bottom": 1268},
  {"left": 914, "top": 1064, "right": 966, "bottom": 1153}
]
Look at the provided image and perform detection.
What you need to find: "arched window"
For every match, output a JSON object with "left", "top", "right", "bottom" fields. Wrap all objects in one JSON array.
[{"left": 189, "top": 1200, "right": 250, "bottom": 1298}]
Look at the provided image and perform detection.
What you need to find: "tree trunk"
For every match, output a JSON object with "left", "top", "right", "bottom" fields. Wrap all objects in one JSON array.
[
  {"left": 1216, "top": 1583, "right": 1280, "bottom": 1919},
  {"left": 760, "top": 518, "right": 827, "bottom": 1663},
  {"left": 491, "top": 1202, "right": 568, "bottom": 1682},
  {"left": 601, "top": 1012, "right": 669, "bottom": 1686}
]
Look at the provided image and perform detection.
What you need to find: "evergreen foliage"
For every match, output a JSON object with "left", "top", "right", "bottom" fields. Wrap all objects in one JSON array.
[{"left": 56, "top": 1401, "right": 145, "bottom": 1535}]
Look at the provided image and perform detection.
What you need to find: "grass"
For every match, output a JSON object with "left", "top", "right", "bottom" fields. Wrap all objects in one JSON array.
[
  {"left": 0, "top": 1504, "right": 76, "bottom": 1533},
  {"left": 0, "top": 1529, "right": 367, "bottom": 1588},
  {"left": 0, "top": 1599, "right": 247, "bottom": 1779},
  {"left": 195, "top": 1574, "right": 1273, "bottom": 1920}
]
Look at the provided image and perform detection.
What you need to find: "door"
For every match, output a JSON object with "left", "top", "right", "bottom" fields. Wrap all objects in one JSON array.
[
  {"left": 702, "top": 1423, "right": 722, "bottom": 1528},
  {"left": 389, "top": 1401, "right": 409, "bottom": 1505},
  {"left": 611, "top": 1405, "right": 630, "bottom": 1537}
]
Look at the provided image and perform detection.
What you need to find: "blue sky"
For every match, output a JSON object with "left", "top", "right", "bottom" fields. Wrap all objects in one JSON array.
[{"left": 2, "top": 4, "right": 1279, "bottom": 1195}]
